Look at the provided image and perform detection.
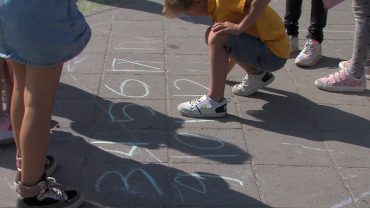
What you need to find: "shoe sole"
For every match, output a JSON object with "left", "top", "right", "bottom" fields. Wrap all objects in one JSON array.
[
  {"left": 16, "top": 192, "right": 83, "bottom": 208},
  {"left": 179, "top": 110, "right": 226, "bottom": 118},
  {"left": 233, "top": 74, "right": 275, "bottom": 97},
  {"left": 295, "top": 55, "right": 322, "bottom": 67},
  {"left": 316, "top": 85, "right": 366, "bottom": 92}
]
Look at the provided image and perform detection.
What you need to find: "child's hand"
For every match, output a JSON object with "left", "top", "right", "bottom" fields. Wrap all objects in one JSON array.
[{"left": 211, "top": 22, "right": 242, "bottom": 36}]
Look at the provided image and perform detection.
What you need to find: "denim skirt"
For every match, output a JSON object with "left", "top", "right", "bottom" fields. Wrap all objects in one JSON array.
[{"left": 0, "top": 0, "right": 91, "bottom": 67}]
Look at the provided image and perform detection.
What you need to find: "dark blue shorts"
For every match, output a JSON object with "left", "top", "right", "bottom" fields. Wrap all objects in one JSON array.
[{"left": 225, "top": 33, "right": 287, "bottom": 72}]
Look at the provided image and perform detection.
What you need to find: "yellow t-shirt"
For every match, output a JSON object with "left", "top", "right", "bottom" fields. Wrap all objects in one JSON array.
[{"left": 208, "top": 0, "right": 290, "bottom": 59}]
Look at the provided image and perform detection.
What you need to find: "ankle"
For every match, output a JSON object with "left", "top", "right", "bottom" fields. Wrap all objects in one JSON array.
[
  {"left": 16, "top": 173, "right": 46, "bottom": 198},
  {"left": 207, "top": 94, "right": 223, "bottom": 103}
]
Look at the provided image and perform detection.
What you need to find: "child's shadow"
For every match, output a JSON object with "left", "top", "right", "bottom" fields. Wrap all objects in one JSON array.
[
  {"left": 225, "top": 87, "right": 370, "bottom": 148},
  {"left": 0, "top": 82, "right": 268, "bottom": 207},
  {"left": 48, "top": 130, "right": 271, "bottom": 207},
  {"left": 53, "top": 83, "right": 250, "bottom": 164}
]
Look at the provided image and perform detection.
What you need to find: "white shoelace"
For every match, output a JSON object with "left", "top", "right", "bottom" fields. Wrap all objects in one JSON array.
[{"left": 37, "top": 177, "right": 68, "bottom": 201}]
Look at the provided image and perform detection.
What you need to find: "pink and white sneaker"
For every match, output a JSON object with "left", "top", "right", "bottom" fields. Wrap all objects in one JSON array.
[
  {"left": 315, "top": 69, "right": 366, "bottom": 92},
  {"left": 339, "top": 59, "right": 370, "bottom": 80}
]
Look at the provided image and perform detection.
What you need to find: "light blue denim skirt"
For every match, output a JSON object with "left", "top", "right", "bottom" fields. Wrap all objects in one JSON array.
[{"left": 0, "top": 0, "right": 91, "bottom": 67}]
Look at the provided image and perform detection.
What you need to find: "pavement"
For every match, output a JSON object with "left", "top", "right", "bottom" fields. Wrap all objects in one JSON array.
[{"left": 0, "top": 0, "right": 369, "bottom": 207}]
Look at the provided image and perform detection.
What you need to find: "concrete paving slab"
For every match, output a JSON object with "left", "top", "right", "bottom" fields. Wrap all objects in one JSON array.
[
  {"left": 244, "top": 129, "right": 332, "bottom": 166},
  {"left": 99, "top": 74, "right": 166, "bottom": 99},
  {"left": 256, "top": 165, "right": 351, "bottom": 208},
  {"left": 338, "top": 167, "right": 370, "bottom": 208},
  {"left": 166, "top": 37, "right": 209, "bottom": 55},
  {"left": 0, "top": 167, "right": 17, "bottom": 208},
  {"left": 94, "top": 98, "right": 168, "bottom": 130},
  {"left": 166, "top": 54, "right": 209, "bottom": 76},
  {"left": 80, "top": 163, "right": 170, "bottom": 207},
  {"left": 169, "top": 129, "right": 250, "bottom": 164},
  {"left": 169, "top": 163, "right": 262, "bottom": 207},
  {"left": 237, "top": 99, "right": 316, "bottom": 132},
  {"left": 0, "top": 0, "right": 368, "bottom": 207},
  {"left": 322, "top": 132, "right": 370, "bottom": 168},
  {"left": 52, "top": 98, "right": 96, "bottom": 129},
  {"left": 88, "top": 129, "right": 169, "bottom": 163},
  {"left": 104, "top": 53, "right": 164, "bottom": 74}
]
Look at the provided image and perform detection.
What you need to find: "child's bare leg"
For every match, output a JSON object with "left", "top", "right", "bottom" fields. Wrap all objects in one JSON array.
[
  {"left": 8, "top": 61, "right": 25, "bottom": 159},
  {"left": 207, "top": 31, "right": 230, "bottom": 102},
  {"left": 9, "top": 60, "right": 62, "bottom": 186},
  {"left": 4, "top": 64, "right": 13, "bottom": 113}
]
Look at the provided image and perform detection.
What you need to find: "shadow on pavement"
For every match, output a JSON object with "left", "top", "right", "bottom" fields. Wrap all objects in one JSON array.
[
  {"left": 224, "top": 87, "right": 370, "bottom": 148},
  {"left": 0, "top": 82, "right": 270, "bottom": 207}
]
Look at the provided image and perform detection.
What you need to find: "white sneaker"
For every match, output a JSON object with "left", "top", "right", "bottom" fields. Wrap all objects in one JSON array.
[
  {"left": 289, "top": 35, "right": 299, "bottom": 53},
  {"left": 295, "top": 38, "right": 322, "bottom": 67},
  {"left": 232, "top": 72, "right": 275, "bottom": 97},
  {"left": 177, "top": 95, "right": 227, "bottom": 118}
]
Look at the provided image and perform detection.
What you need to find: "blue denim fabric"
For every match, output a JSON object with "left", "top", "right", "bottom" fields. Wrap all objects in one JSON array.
[
  {"left": 225, "top": 33, "right": 287, "bottom": 72},
  {"left": 0, "top": 0, "right": 91, "bottom": 67}
]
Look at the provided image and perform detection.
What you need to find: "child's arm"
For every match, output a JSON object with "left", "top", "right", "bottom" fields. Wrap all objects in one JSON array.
[{"left": 211, "top": 0, "right": 271, "bottom": 35}]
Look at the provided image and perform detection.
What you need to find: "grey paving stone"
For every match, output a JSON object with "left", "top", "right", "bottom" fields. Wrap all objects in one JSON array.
[
  {"left": 166, "top": 37, "right": 209, "bottom": 55},
  {"left": 94, "top": 98, "right": 168, "bottom": 130},
  {"left": 322, "top": 132, "right": 370, "bottom": 168},
  {"left": 49, "top": 129, "right": 91, "bottom": 164},
  {"left": 164, "top": 17, "right": 211, "bottom": 38},
  {"left": 256, "top": 165, "right": 352, "bottom": 208},
  {"left": 112, "top": 2, "right": 163, "bottom": 21},
  {"left": 237, "top": 99, "right": 315, "bottom": 132},
  {"left": 112, "top": 21, "right": 163, "bottom": 38},
  {"left": 339, "top": 167, "right": 370, "bottom": 208},
  {"left": 311, "top": 104, "right": 370, "bottom": 132},
  {"left": 63, "top": 53, "right": 105, "bottom": 74},
  {"left": 104, "top": 53, "right": 165, "bottom": 74},
  {"left": 52, "top": 98, "right": 96, "bottom": 129},
  {"left": 88, "top": 129, "right": 168, "bottom": 163},
  {"left": 80, "top": 163, "right": 170, "bottom": 207},
  {"left": 167, "top": 75, "right": 210, "bottom": 99},
  {"left": 245, "top": 129, "right": 332, "bottom": 166},
  {"left": 57, "top": 74, "right": 101, "bottom": 98},
  {"left": 109, "top": 34, "right": 164, "bottom": 54},
  {"left": 99, "top": 74, "right": 166, "bottom": 99},
  {"left": 0, "top": 166, "right": 17, "bottom": 208},
  {"left": 166, "top": 54, "right": 209, "bottom": 76},
  {"left": 169, "top": 129, "right": 250, "bottom": 164},
  {"left": 83, "top": 35, "right": 110, "bottom": 54},
  {"left": 169, "top": 163, "right": 263, "bottom": 207}
]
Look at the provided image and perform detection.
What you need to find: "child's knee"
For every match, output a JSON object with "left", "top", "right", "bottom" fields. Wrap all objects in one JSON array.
[{"left": 207, "top": 31, "right": 229, "bottom": 46}]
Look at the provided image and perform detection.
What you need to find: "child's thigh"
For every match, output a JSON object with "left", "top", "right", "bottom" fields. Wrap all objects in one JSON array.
[{"left": 225, "top": 34, "right": 286, "bottom": 72}]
